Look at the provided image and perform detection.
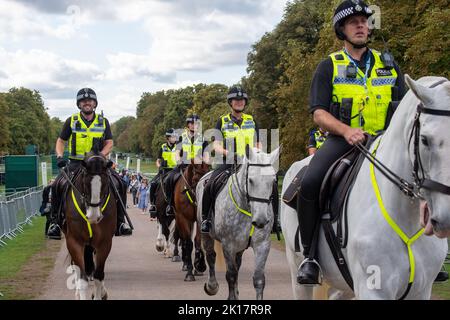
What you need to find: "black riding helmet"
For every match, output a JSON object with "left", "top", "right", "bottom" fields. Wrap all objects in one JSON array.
[
  {"left": 165, "top": 128, "right": 177, "bottom": 138},
  {"left": 76, "top": 88, "right": 98, "bottom": 108},
  {"left": 186, "top": 114, "right": 200, "bottom": 123},
  {"left": 333, "top": 0, "right": 373, "bottom": 41},
  {"left": 227, "top": 86, "right": 248, "bottom": 106}
]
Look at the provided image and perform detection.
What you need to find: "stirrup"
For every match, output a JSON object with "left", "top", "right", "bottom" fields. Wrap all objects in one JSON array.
[
  {"left": 297, "top": 258, "right": 323, "bottom": 286},
  {"left": 200, "top": 220, "right": 211, "bottom": 234}
]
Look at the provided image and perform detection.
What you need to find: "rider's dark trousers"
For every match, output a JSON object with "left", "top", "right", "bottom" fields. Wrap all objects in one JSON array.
[
  {"left": 149, "top": 168, "right": 172, "bottom": 204},
  {"left": 165, "top": 164, "right": 187, "bottom": 206},
  {"left": 298, "top": 135, "right": 353, "bottom": 256},
  {"left": 201, "top": 163, "right": 233, "bottom": 221}
]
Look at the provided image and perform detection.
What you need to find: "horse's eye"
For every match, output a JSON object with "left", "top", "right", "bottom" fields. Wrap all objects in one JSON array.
[{"left": 421, "top": 136, "right": 429, "bottom": 147}]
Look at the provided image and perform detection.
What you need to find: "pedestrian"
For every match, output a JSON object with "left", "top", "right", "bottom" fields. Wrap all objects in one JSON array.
[{"left": 137, "top": 178, "right": 149, "bottom": 213}]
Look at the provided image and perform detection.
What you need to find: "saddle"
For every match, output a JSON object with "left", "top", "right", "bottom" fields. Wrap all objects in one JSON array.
[{"left": 282, "top": 136, "right": 378, "bottom": 290}]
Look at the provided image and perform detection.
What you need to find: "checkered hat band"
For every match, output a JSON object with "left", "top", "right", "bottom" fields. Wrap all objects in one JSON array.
[{"left": 333, "top": 7, "right": 355, "bottom": 25}]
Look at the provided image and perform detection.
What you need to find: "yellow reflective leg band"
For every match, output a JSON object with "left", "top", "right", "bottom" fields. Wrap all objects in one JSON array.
[
  {"left": 71, "top": 189, "right": 93, "bottom": 238},
  {"left": 370, "top": 162, "right": 424, "bottom": 284}
]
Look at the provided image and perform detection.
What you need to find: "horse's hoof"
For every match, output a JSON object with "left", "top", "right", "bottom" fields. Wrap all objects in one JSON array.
[
  {"left": 184, "top": 274, "right": 195, "bottom": 282},
  {"left": 102, "top": 292, "right": 108, "bottom": 300},
  {"left": 182, "top": 265, "right": 188, "bottom": 272},
  {"left": 194, "top": 270, "right": 204, "bottom": 276},
  {"left": 172, "top": 255, "right": 181, "bottom": 262},
  {"left": 156, "top": 245, "right": 164, "bottom": 252},
  {"left": 204, "top": 283, "right": 219, "bottom": 296}
]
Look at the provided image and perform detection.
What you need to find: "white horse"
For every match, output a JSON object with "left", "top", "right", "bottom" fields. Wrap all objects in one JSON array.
[
  {"left": 196, "top": 147, "right": 280, "bottom": 300},
  {"left": 281, "top": 75, "right": 450, "bottom": 300}
]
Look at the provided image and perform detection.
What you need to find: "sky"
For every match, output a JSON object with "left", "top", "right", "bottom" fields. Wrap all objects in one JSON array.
[{"left": 0, "top": 0, "right": 289, "bottom": 122}]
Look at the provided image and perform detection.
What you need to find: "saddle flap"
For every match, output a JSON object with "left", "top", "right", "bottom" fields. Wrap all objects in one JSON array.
[{"left": 282, "top": 166, "right": 308, "bottom": 209}]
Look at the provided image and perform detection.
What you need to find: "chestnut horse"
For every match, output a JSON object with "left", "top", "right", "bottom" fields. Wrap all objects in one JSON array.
[
  {"left": 63, "top": 151, "right": 117, "bottom": 300},
  {"left": 174, "top": 160, "right": 209, "bottom": 281}
]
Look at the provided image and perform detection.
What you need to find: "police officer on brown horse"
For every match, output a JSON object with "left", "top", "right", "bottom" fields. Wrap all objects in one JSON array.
[{"left": 47, "top": 88, "right": 132, "bottom": 239}]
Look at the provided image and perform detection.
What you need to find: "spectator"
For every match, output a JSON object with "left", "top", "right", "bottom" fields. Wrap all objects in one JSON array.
[
  {"left": 129, "top": 174, "right": 139, "bottom": 206},
  {"left": 137, "top": 178, "right": 149, "bottom": 214}
]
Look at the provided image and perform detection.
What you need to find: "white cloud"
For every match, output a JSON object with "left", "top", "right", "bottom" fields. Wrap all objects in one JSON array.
[
  {"left": 101, "top": 0, "right": 287, "bottom": 80},
  {"left": 0, "top": 47, "right": 102, "bottom": 98}
]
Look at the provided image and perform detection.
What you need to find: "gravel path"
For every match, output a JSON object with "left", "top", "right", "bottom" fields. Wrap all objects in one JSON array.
[{"left": 39, "top": 195, "right": 293, "bottom": 300}]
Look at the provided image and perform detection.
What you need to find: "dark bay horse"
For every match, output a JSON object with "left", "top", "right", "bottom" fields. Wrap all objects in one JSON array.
[
  {"left": 63, "top": 151, "right": 116, "bottom": 300},
  {"left": 174, "top": 160, "right": 209, "bottom": 281},
  {"left": 153, "top": 171, "right": 181, "bottom": 261}
]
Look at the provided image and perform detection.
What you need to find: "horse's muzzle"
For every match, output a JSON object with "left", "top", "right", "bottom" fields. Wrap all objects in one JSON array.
[{"left": 252, "top": 219, "right": 270, "bottom": 229}]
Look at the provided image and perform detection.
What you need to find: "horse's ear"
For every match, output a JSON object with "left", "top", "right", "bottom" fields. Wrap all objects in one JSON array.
[
  {"left": 405, "top": 74, "right": 434, "bottom": 107},
  {"left": 269, "top": 146, "right": 281, "bottom": 171}
]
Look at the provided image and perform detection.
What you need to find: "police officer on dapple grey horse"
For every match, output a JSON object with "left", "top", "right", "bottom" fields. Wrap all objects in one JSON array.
[
  {"left": 200, "top": 86, "right": 281, "bottom": 234},
  {"left": 148, "top": 128, "right": 178, "bottom": 215},
  {"left": 295, "top": 0, "right": 411, "bottom": 285},
  {"left": 47, "top": 88, "right": 132, "bottom": 239},
  {"left": 307, "top": 127, "right": 329, "bottom": 156}
]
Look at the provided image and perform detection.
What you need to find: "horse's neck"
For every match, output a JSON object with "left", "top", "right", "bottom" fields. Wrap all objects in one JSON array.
[
  {"left": 184, "top": 165, "right": 194, "bottom": 184},
  {"left": 365, "top": 97, "right": 421, "bottom": 233}
]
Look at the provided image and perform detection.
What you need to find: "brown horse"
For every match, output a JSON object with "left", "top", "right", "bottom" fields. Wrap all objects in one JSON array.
[
  {"left": 63, "top": 151, "right": 117, "bottom": 300},
  {"left": 173, "top": 160, "right": 209, "bottom": 281}
]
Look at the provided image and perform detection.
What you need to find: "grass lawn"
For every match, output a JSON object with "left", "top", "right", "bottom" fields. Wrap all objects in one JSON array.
[
  {"left": 432, "top": 260, "right": 450, "bottom": 299},
  {"left": 116, "top": 158, "right": 158, "bottom": 178},
  {"left": 0, "top": 217, "right": 61, "bottom": 300}
]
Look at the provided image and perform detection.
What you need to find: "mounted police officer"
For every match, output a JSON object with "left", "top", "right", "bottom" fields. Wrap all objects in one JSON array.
[
  {"left": 148, "top": 128, "right": 178, "bottom": 215},
  {"left": 200, "top": 86, "right": 281, "bottom": 234},
  {"left": 296, "top": 0, "right": 409, "bottom": 285},
  {"left": 307, "top": 128, "right": 329, "bottom": 156},
  {"left": 164, "top": 114, "right": 207, "bottom": 215},
  {"left": 46, "top": 88, "right": 132, "bottom": 240}
]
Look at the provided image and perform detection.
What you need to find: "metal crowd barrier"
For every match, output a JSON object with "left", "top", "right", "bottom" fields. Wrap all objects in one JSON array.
[{"left": 0, "top": 186, "right": 43, "bottom": 246}]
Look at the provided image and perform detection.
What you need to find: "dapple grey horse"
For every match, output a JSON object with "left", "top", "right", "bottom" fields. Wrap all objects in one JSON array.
[
  {"left": 196, "top": 147, "right": 280, "bottom": 300},
  {"left": 281, "top": 75, "right": 449, "bottom": 300}
]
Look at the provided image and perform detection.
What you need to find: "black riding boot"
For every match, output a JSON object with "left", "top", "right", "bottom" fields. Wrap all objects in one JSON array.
[
  {"left": 435, "top": 267, "right": 449, "bottom": 282},
  {"left": 114, "top": 180, "right": 132, "bottom": 236},
  {"left": 272, "top": 181, "right": 281, "bottom": 234},
  {"left": 296, "top": 193, "right": 321, "bottom": 285},
  {"left": 47, "top": 184, "right": 61, "bottom": 240},
  {"left": 200, "top": 184, "right": 212, "bottom": 233},
  {"left": 149, "top": 181, "right": 157, "bottom": 217}
]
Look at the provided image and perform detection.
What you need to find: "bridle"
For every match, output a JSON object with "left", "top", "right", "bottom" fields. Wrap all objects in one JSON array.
[
  {"left": 409, "top": 79, "right": 450, "bottom": 196},
  {"left": 61, "top": 155, "right": 110, "bottom": 208},
  {"left": 233, "top": 162, "right": 275, "bottom": 207},
  {"left": 355, "top": 79, "right": 450, "bottom": 199}
]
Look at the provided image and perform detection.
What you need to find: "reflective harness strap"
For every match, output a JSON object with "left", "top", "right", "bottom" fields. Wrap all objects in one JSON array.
[
  {"left": 228, "top": 174, "right": 255, "bottom": 248},
  {"left": 184, "top": 187, "right": 195, "bottom": 205},
  {"left": 369, "top": 139, "right": 424, "bottom": 299},
  {"left": 71, "top": 189, "right": 111, "bottom": 238}
]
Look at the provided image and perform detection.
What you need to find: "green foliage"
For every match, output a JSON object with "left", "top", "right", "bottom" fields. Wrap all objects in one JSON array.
[
  {"left": 3, "top": 88, "right": 52, "bottom": 155},
  {"left": 0, "top": 94, "right": 10, "bottom": 155}
]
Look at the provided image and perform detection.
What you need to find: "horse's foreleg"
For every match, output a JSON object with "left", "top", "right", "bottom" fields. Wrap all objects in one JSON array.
[
  {"left": 92, "top": 241, "right": 112, "bottom": 300},
  {"left": 172, "top": 227, "right": 181, "bottom": 262},
  {"left": 66, "top": 238, "right": 89, "bottom": 300},
  {"left": 183, "top": 238, "right": 195, "bottom": 282},
  {"left": 223, "top": 248, "right": 239, "bottom": 300},
  {"left": 194, "top": 223, "right": 206, "bottom": 274},
  {"left": 202, "top": 234, "right": 219, "bottom": 296},
  {"left": 252, "top": 241, "right": 271, "bottom": 300},
  {"left": 155, "top": 222, "right": 165, "bottom": 252}
]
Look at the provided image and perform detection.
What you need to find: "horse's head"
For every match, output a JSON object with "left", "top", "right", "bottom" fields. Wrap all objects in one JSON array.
[
  {"left": 81, "top": 151, "right": 110, "bottom": 224},
  {"left": 406, "top": 75, "right": 450, "bottom": 238},
  {"left": 240, "top": 146, "right": 281, "bottom": 229}
]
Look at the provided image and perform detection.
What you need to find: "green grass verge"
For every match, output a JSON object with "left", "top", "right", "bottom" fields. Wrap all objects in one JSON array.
[
  {"left": 0, "top": 217, "right": 55, "bottom": 300},
  {"left": 432, "top": 262, "right": 450, "bottom": 299}
]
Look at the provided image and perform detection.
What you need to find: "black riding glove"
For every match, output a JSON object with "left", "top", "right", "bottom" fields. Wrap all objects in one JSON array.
[{"left": 57, "top": 157, "right": 67, "bottom": 168}]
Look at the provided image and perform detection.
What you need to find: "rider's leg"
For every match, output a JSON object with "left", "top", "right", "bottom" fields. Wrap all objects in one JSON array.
[
  {"left": 166, "top": 165, "right": 184, "bottom": 215},
  {"left": 148, "top": 173, "right": 159, "bottom": 215},
  {"left": 110, "top": 170, "right": 132, "bottom": 236},
  {"left": 272, "top": 180, "right": 281, "bottom": 234},
  {"left": 296, "top": 135, "right": 353, "bottom": 285},
  {"left": 47, "top": 161, "right": 82, "bottom": 240},
  {"left": 201, "top": 164, "right": 232, "bottom": 233}
]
